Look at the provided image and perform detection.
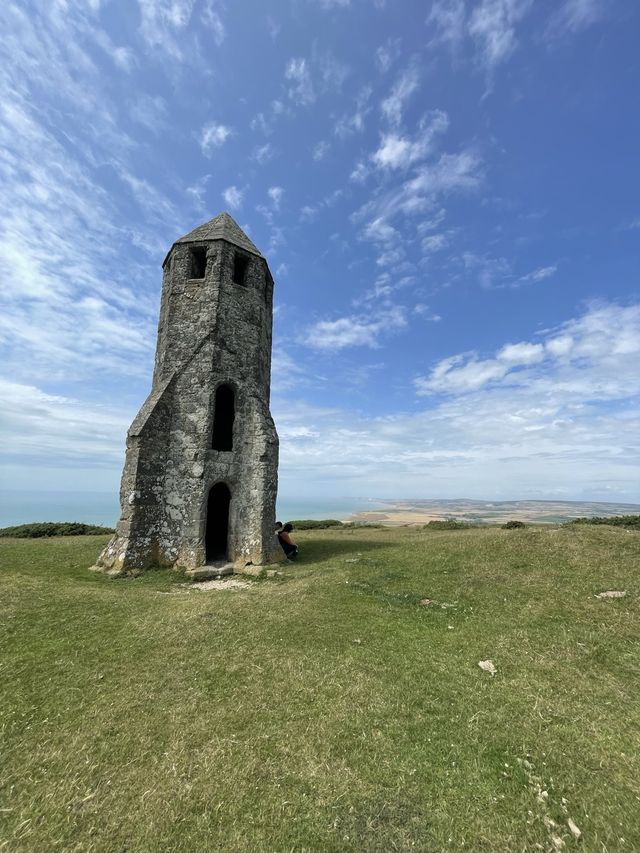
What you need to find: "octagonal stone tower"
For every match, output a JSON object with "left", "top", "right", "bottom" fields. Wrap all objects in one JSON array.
[{"left": 94, "top": 212, "right": 282, "bottom": 575}]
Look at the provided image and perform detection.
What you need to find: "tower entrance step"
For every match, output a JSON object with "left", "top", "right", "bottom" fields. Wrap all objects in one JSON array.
[{"left": 186, "top": 562, "right": 234, "bottom": 580}]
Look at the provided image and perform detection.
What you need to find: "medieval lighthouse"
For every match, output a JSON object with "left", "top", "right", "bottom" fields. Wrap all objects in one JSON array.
[{"left": 94, "top": 212, "right": 282, "bottom": 575}]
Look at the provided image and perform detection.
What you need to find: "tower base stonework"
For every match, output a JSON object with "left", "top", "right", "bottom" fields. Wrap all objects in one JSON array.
[{"left": 93, "top": 213, "right": 284, "bottom": 576}]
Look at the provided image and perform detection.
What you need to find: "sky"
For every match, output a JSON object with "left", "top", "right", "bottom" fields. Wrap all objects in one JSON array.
[{"left": 0, "top": 0, "right": 639, "bottom": 509}]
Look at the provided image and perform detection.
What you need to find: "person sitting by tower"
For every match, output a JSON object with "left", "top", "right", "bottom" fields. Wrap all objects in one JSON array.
[{"left": 277, "top": 522, "right": 298, "bottom": 559}]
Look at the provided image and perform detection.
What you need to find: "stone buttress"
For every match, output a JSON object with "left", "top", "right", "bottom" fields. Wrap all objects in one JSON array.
[{"left": 94, "top": 213, "right": 283, "bottom": 574}]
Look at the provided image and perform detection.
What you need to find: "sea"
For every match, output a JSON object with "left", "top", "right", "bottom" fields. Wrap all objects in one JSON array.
[{"left": 0, "top": 490, "right": 383, "bottom": 529}]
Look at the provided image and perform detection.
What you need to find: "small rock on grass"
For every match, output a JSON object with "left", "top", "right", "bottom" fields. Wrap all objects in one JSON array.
[
  {"left": 419, "top": 598, "right": 434, "bottom": 606},
  {"left": 567, "top": 818, "right": 582, "bottom": 841},
  {"left": 595, "top": 590, "right": 626, "bottom": 599},
  {"left": 478, "top": 659, "right": 497, "bottom": 676}
]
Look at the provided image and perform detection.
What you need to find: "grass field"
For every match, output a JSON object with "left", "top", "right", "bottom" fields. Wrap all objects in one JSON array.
[{"left": 1, "top": 525, "right": 639, "bottom": 851}]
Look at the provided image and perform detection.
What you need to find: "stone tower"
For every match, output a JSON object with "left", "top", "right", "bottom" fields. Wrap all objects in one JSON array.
[{"left": 94, "top": 212, "right": 282, "bottom": 575}]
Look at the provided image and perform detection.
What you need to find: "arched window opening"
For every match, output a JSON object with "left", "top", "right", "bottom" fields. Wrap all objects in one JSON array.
[
  {"left": 212, "top": 384, "right": 235, "bottom": 451},
  {"left": 190, "top": 247, "right": 207, "bottom": 279},
  {"left": 233, "top": 253, "right": 249, "bottom": 285},
  {"left": 206, "top": 482, "right": 230, "bottom": 562}
]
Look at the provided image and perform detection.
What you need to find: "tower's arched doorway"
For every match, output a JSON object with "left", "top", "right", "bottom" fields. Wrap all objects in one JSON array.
[{"left": 205, "top": 483, "right": 231, "bottom": 562}]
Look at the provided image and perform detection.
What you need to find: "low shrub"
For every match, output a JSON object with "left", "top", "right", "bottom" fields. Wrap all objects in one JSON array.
[
  {"left": 424, "top": 519, "right": 472, "bottom": 530},
  {"left": 0, "top": 522, "right": 115, "bottom": 538},
  {"left": 285, "top": 519, "right": 383, "bottom": 530},
  {"left": 502, "top": 520, "right": 526, "bottom": 529},
  {"left": 566, "top": 515, "right": 640, "bottom": 530}
]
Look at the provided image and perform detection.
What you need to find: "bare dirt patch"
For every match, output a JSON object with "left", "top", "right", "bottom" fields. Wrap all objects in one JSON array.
[{"left": 186, "top": 578, "right": 253, "bottom": 592}]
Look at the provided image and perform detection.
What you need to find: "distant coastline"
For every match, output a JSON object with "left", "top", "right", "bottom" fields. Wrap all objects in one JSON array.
[
  {"left": 1, "top": 491, "right": 639, "bottom": 530},
  {"left": 0, "top": 491, "right": 385, "bottom": 529}
]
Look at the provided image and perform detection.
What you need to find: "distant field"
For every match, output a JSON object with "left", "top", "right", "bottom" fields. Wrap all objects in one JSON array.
[
  {"left": 352, "top": 499, "right": 640, "bottom": 526},
  {"left": 1, "top": 526, "right": 639, "bottom": 851}
]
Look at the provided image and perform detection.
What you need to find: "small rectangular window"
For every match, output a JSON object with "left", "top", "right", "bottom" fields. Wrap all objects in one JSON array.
[
  {"left": 233, "top": 253, "right": 249, "bottom": 286},
  {"left": 190, "top": 247, "right": 207, "bottom": 279}
]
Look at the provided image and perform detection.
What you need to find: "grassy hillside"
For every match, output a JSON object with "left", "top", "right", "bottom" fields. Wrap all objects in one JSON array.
[{"left": 1, "top": 525, "right": 639, "bottom": 851}]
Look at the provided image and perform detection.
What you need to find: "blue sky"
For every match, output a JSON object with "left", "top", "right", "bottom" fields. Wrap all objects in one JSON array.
[{"left": 1, "top": 0, "right": 639, "bottom": 506}]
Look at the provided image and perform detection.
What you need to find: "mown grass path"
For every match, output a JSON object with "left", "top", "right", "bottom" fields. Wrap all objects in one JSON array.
[{"left": 1, "top": 526, "right": 638, "bottom": 851}]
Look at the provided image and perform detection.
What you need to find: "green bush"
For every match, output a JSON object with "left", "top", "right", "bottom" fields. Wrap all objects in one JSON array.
[
  {"left": 502, "top": 520, "right": 526, "bottom": 529},
  {"left": 423, "top": 519, "right": 472, "bottom": 530},
  {"left": 566, "top": 515, "right": 640, "bottom": 530},
  {"left": 0, "top": 522, "right": 115, "bottom": 539},
  {"left": 285, "top": 519, "right": 382, "bottom": 530}
]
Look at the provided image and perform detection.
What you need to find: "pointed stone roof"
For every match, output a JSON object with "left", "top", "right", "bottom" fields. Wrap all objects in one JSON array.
[{"left": 175, "top": 212, "right": 263, "bottom": 257}]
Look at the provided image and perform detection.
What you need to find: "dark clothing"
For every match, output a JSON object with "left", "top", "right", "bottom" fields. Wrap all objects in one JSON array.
[{"left": 277, "top": 532, "right": 298, "bottom": 557}]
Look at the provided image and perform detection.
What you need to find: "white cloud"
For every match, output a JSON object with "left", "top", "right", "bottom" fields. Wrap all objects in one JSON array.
[
  {"left": 334, "top": 86, "right": 371, "bottom": 138},
  {"left": 222, "top": 185, "right": 244, "bottom": 210},
  {"left": 274, "top": 309, "right": 640, "bottom": 500},
  {"left": 252, "top": 142, "right": 275, "bottom": 164},
  {"left": 352, "top": 149, "right": 482, "bottom": 237},
  {"left": 498, "top": 342, "right": 545, "bottom": 364},
  {"left": 0, "top": 4, "right": 166, "bottom": 387},
  {"left": 416, "top": 302, "right": 640, "bottom": 395},
  {"left": 407, "top": 150, "right": 483, "bottom": 197},
  {"left": 186, "top": 173, "right": 212, "bottom": 211},
  {"left": 460, "top": 252, "right": 510, "bottom": 288},
  {"left": 371, "top": 111, "right": 449, "bottom": 170},
  {"left": 137, "top": 0, "right": 196, "bottom": 59},
  {"left": 129, "top": 94, "right": 168, "bottom": 134},
  {"left": 376, "top": 37, "right": 401, "bottom": 73},
  {"left": 304, "top": 306, "right": 407, "bottom": 350},
  {"left": 418, "top": 353, "right": 509, "bottom": 393},
  {"left": 414, "top": 304, "right": 442, "bottom": 322},
  {"left": 468, "top": 0, "right": 533, "bottom": 71},
  {"left": 318, "top": 53, "right": 350, "bottom": 90},
  {"left": 376, "top": 247, "right": 405, "bottom": 267},
  {"left": 0, "top": 379, "right": 132, "bottom": 467},
  {"left": 115, "top": 166, "right": 179, "bottom": 223},
  {"left": 285, "top": 57, "right": 315, "bottom": 105},
  {"left": 202, "top": 0, "right": 225, "bottom": 44},
  {"left": 421, "top": 233, "right": 450, "bottom": 254},
  {"left": 335, "top": 113, "right": 365, "bottom": 138},
  {"left": 350, "top": 161, "right": 370, "bottom": 184},
  {"left": 112, "top": 46, "right": 135, "bottom": 71},
  {"left": 250, "top": 112, "right": 271, "bottom": 135},
  {"left": 548, "top": 0, "right": 606, "bottom": 34},
  {"left": 200, "top": 122, "right": 232, "bottom": 153},
  {"left": 517, "top": 264, "right": 558, "bottom": 285},
  {"left": 462, "top": 257, "right": 557, "bottom": 289},
  {"left": 268, "top": 227, "right": 286, "bottom": 255},
  {"left": 417, "top": 208, "right": 447, "bottom": 233},
  {"left": 256, "top": 204, "right": 274, "bottom": 225},
  {"left": 381, "top": 63, "right": 421, "bottom": 126},
  {"left": 372, "top": 134, "right": 422, "bottom": 170},
  {"left": 313, "top": 140, "right": 330, "bottom": 160},
  {"left": 363, "top": 218, "right": 399, "bottom": 244},
  {"left": 427, "top": 0, "right": 466, "bottom": 49},
  {"left": 545, "top": 335, "right": 573, "bottom": 357},
  {"left": 268, "top": 186, "right": 284, "bottom": 209}
]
